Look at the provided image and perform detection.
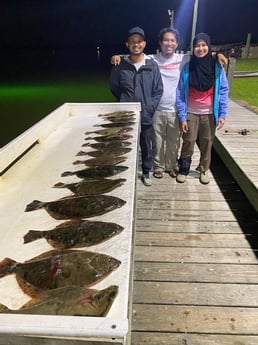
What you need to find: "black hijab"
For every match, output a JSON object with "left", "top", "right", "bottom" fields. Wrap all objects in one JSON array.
[{"left": 189, "top": 33, "right": 215, "bottom": 91}]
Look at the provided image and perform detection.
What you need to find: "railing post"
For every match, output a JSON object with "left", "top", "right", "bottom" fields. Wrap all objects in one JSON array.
[{"left": 226, "top": 57, "right": 236, "bottom": 92}]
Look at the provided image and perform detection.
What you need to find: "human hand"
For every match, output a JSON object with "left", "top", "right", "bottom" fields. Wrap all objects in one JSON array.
[
  {"left": 217, "top": 118, "right": 225, "bottom": 129},
  {"left": 217, "top": 53, "right": 228, "bottom": 67},
  {"left": 111, "top": 55, "right": 121, "bottom": 65},
  {"left": 180, "top": 121, "right": 188, "bottom": 133}
]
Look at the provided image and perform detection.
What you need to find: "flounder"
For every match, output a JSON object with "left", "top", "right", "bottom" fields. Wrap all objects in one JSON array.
[
  {"left": 0, "top": 284, "right": 118, "bottom": 317},
  {"left": 85, "top": 126, "right": 133, "bottom": 136},
  {"left": 0, "top": 249, "right": 121, "bottom": 293},
  {"left": 94, "top": 121, "right": 135, "bottom": 128},
  {"left": 25, "top": 194, "right": 126, "bottom": 220},
  {"left": 77, "top": 147, "right": 131, "bottom": 158},
  {"left": 81, "top": 141, "right": 131, "bottom": 150},
  {"left": 61, "top": 165, "right": 128, "bottom": 179},
  {"left": 108, "top": 116, "right": 136, "bottom": 123},
  {"left": 85, "top": 133, "right": 133, "bottom": 142},
  {"left": 53, "top": 178, "right": 126, "bottom": 195},
  {"left": 73, "top": 156, "right": 126, "bottom": 167},
  {"left": 98, "top": 111, "right": 135, "bottom": 117},
  {"left": 23, "top": 220, "right": 124, "bottom": 249}
]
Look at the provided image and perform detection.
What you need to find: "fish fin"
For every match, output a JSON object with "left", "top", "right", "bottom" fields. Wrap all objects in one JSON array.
[
  {"left": 76, "top": 151, "right": 87, "bottom": 156},
  {"left": 25, "top": 200, "right": 44, "bottom": 212},
  {"left": 53, "top": 182, "right": 65, "bottom": 188},
  {"left": 23, "top": 230, "right": 43, "bottom": 244},
  {"left": 25, "top": 249, "right": 80, "bottom": 263},
  {"left": 0, "top": 258, "right": 16, "bottom": 278},
  {"left": 55, "top": 219, "right": 84, "bottom": 228},
  {"left": 16, "top": 277, "right": 48, "bottom": 298},
  {"left": 24, "top": 249, "right": 61, "bottom": 262}
]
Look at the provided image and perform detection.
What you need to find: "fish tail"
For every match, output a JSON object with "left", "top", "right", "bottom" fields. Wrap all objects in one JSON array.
[
  {"left": 61, "top": 171, "right": 73, "bottom": 177},
  {"left": 0, "top": 258, "right": 16, "bottom": 277},
  {"left": 53, "top": 182, "right": 65, "bottom": 188},
  {"left": 25, "top": 200, "right": 44, "bottom": 212},
  {"left": 23, "top": 230, "right": 43, "bottom": 244}
]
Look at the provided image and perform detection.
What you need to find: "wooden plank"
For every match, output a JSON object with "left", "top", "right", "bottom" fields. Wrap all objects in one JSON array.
[
  {"left": 135, "top": 246, "right": 258, "bottom": 264},
  {"left": 214, "top": 99, "right": 258, "bottom": 212},
  {"left": 131, "top": 332, "right": 258, "bottom": 345},
  {"left": 136, "top": 199, "right": 251, "bottom": 211},
  {"left": 137, "top": 191, "right": 244, "bottom": 201},
  {"left": 136, "top": 208, "right": 255, "bottom": 222},
  {"left": 134, "top": 262, "right": 258, "bottom": 284},
  {"left": 133, "top": 281, "right": 258, "bottom": 306},
  {"left": 135, "top": 232, "right": 258, "bottom": 248},
  {"left": 131, "top": 304, "right": 258, "bottom": 334},
  {"left": 135, "top": 219, "right": 254, "bottom": 233},
  {"left": 214, "top": 138, "right": 258, "bottom": 210}
]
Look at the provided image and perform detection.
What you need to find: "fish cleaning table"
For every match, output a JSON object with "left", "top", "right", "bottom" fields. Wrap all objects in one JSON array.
[{"left": 0, "top": 102, "right": 141, "bottom": 345}]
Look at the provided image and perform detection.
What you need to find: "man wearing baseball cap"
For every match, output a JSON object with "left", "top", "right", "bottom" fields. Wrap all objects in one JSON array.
[{"left": 109, "top": 27, "right": 163, "bottom": 186}]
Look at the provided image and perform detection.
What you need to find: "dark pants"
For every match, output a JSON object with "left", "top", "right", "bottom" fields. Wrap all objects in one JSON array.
[{"left": 140, "top": 124, "right": 153, "bottom": 175}]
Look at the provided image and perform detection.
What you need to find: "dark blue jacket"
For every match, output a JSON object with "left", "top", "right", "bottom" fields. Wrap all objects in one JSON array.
[{"left": 109, "top": 56, "right": 163, "bottom": 126}]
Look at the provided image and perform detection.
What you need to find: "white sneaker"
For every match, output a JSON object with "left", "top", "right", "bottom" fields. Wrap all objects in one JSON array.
[
  {"left": 200, "top": 172, "right": 210, "bottom": 184},
  {"left": 141, "top": 174, "right": 152, "bottom": 186},
  {"left": 176, "top": 174, "right": 186, "bottom": 183}
]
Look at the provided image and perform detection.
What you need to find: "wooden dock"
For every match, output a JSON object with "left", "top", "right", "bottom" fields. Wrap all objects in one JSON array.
[{"left": 130, "top": 98, "right": 258, "bottom": 345}]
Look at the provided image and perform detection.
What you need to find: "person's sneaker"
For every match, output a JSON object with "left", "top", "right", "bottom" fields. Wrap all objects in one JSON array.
[
  {"left": 141, "top": 173, "right": 152, "bottom": 186},
  {"left": 176, "top": 174, "right": 186, "bottom": 183},
  {"left": 200, "top": 171, "right": 210, "bottom": 184}
]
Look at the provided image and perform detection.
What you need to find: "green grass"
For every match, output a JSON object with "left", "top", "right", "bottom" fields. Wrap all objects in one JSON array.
[
  {"left": 230, "top": 58, "right": 258, "bottom": 109},
  {"left": 230, "top": 77, "right": 258, "bottom": 108},
  {"left": 234, "top": 58, "right": 258, "bottom": 71}
]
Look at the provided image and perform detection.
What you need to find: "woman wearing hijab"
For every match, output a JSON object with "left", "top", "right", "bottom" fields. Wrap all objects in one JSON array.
[{"left": 176, "top": 33, "right": 229, "bottom": 184}]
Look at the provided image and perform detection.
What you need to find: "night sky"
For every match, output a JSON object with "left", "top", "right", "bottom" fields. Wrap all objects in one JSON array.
[{"left": 1, "top": 0, "right": 258, "bottom": 77}]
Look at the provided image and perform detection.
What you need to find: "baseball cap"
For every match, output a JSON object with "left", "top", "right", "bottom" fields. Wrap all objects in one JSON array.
[{"left": 128, "top": 27, "right": 145, "bottom": 40}]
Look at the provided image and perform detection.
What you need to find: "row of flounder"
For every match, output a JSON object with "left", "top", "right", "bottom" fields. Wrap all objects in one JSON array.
[{"left": 0, "top": 110, "right": 136, "bottom": 316}]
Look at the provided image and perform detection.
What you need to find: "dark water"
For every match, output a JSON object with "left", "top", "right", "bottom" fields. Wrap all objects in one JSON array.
[
  {"left": 0, "top": 44, "right": 158, "bottom": 82},
  {"left": 0, "top": 47, "right": 117, "bottom": 147}
]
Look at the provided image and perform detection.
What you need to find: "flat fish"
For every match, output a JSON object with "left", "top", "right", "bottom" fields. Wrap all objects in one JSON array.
[
  {"left": 0, "top": 249, "right": 121, "bottom": 293},
  {"left": 0, "top": 284, "right": 118, "bottom": 317},
  {"left": 61, "top": 165, "right": 128, "bottom": 179},
  {"left": 108, "top": 116, "right": 136, "bottom": 123},
  {"left": 53, "top": 177, "right": 126, "bottom": 195},
  {"left": 94, "top": 121, "right": 135, "bottom": 128},
  {"left": 77, "top": 147, "right": 131, "bottom": 158},
  {"left": 25, "top": 195, "right": 126, "bottom": 220},
  {"left": 73, "top": 156, "right": 126, "bottom": 167},
  {"left": 85, "top": 133, "right": 132, "bottom": 142},
  {"left": 85, "top": 126, "right": 133, "bottom": 136},
  {"left": 23, "top": 219, "right": 124, "bottom": 249},
  {"left": 81, "top": 141, "right": 131, "bottom": 150},
  {"left": 98, "top": 111, "right": 135, "bottom": 117}
]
